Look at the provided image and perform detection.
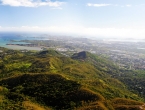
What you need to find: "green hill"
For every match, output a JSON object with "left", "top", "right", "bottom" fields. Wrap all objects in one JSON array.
[
  {"left": 72, "top": 51, "right": 118, "bottom": 75},
  {"left": 0, "top": 74, "right": 106, "bottom": 109},
  {"left": 37, "top": 49, "right": 63, "bottom": 57},
  {"left": 71, "top": 51, "right": 90, "bottom": 59},
  {"left": 0, "top": 49, "right": 145, "bottom": 109}
]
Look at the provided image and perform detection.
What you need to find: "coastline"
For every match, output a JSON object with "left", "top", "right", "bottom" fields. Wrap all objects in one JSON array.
[{"left": 4, "top": 44, "right": 43, "bottom": 51}]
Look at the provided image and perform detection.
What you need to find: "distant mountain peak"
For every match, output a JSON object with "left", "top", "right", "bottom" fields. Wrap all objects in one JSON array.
[{"left": 71, "top": 51, "right": 91, "bottom": 59}]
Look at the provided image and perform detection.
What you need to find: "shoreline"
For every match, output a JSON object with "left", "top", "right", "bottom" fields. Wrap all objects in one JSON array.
[{"left": 3, "top": 44, "right": 43, "bottom": 51}]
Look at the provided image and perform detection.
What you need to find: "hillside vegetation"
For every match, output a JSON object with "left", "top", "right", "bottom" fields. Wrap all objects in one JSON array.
[{"left": 0, "top": 47, "right": 145, "bottom": 109}]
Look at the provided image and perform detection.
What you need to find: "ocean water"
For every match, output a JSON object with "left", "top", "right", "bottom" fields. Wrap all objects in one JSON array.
[{"left": 0, "top": 33, "right": 43, "bottom": 50}]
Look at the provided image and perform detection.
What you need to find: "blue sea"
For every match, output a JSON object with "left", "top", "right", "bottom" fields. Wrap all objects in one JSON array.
[{"left": 0, "top": 33, "right": 43, "bottom": 50}]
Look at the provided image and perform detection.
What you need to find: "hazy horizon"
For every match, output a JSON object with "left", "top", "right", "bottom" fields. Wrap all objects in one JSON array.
[{"left": 0, "top": 0, "right": 145, "bottom": 39}]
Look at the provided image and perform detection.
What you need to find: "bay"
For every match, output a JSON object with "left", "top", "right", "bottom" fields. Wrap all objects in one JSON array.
[{"left": 0, "top": 33, "right": 43, "bottom": 50}]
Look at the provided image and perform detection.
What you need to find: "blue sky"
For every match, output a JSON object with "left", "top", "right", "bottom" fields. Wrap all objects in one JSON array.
[{"left": 0, "top": 0, "right": 145, "bottom": 38}]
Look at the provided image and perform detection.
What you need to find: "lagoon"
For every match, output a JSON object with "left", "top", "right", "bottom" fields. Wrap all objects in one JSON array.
[{"left": 0, "top": 33, "right": 43, "bottom": 51}]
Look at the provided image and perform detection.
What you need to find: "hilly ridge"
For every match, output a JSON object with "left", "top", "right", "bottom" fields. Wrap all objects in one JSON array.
[{"left": 0, "top": 48, "right": 145, "bottom": 109}]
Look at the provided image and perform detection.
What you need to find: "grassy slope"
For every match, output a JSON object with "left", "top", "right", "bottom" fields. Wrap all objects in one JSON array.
[
  {"left": 0, "top": 74, "right": 107, "bottom": 109},
  {"left": 0, "top": 49, "right": 145, "bottom": 109}
]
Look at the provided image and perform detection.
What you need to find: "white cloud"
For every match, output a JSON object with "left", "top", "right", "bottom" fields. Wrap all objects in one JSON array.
[
  {"left": 21, "top": 26, "right": 39, "bottom": 28},
  {"left": 87, "top": 3, "right": 111, "bottom": 7},
  {"left": 0, "top": 0, "right": 65, "bottom": 7},
  {"left": 87, "top": 3, "right": 134, "bottom": 8},
  {"left": 0, "top": 26, "right": 145, "bottom": 39},
  {"left": 126, "top": 4, "right": 132, "bottom": 7}
]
